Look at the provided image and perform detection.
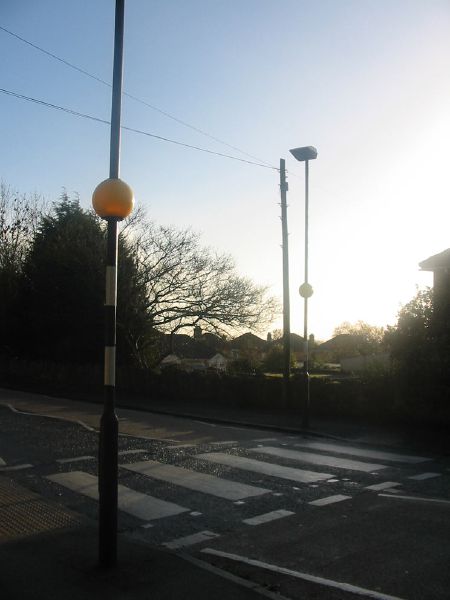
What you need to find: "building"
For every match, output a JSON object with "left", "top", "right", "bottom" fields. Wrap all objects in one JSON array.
[
  {"left": 159, "top": 351, "right": 228, "bottom": 373},
  {"left": 419, "top": 248, "right": 450, "bottom": 318}
]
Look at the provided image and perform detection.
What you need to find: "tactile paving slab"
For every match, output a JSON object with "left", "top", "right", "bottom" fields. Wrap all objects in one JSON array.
[{"left": 0, "top": 476, "right": 83, "bottom": 542}]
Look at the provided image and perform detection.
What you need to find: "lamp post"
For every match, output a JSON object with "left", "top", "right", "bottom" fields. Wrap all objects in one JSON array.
[
  {"left": 92, "top": 0, "right": 134, "bottom": 569},
  {"left": 289, "top": 146, "right": 317, "bottom": 429}
]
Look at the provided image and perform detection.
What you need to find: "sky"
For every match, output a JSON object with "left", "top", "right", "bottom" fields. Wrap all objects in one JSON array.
[{"left": 1, "top": 0, "right": 449, "bottom": 341}]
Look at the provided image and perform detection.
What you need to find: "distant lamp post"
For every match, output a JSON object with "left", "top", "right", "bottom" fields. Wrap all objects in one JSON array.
[
  {"left": 92, "top": 0, "right": 134, "bottom": 569},
  {"left": 289, "top": 146, "right": 317, "bottom": 429}
]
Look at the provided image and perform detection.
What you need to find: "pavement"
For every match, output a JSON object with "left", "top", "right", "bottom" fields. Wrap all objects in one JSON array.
[
  {"left": 1, "top": 385, "right": 449, "bottom": 453},
  {"left": 0, "top": 386, "right": 449, "bottom": 599},
  {"left": 0, "top": 474, "right": 278, "bottom": 599}
]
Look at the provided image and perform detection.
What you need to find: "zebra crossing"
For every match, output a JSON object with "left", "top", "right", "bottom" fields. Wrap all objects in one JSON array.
[
  {"left": 196, "top": 452, "right": 332, "bottom": 483},
  {"left": 2, "top": 434, "right": 443, "bottom": 550},
  {"left": 249, "top": 446, "right": 387, "bottom": 472},
  {"left": 121, "top": 460, "right": 270, "bottom": 500},
  {"left": 46, "top": 470, "right": 189, "bottom": 520}
]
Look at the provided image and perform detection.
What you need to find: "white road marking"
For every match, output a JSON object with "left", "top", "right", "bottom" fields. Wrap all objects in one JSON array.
[
  {"left": 181, "top": 553, "right": 292, "bottom": 600},
  {"left": 166, "top": 444, "right": 198, "bottom": 449},
  {"left": 252, "top": 446, "right": 386, "bottom": 472},
  {"left": 243, "top": 509, "right": 295, "bottom": 526},
  {"left": 379, "top": 493, "right": 450, "bottom": 505},
  {"left": 253, "top": 438, "right": 279, "bottom": 442},
  {"left": 294, "top": 441, "right": 430, "bottom": 464},
  {"left": 0, "top": 457, "right": 5, "bottom": 466},
  {"left": 408, "top": 472, "right": 441, "bottom": 481},
  {"left": 122, "top": 460, "right": 270, "bottom": 500},
  {"left": 197, "top": 452, "right": 332, "bottom": 483},
  {"left": 56, "top": 455, "right": 95, "bottom": 464},
  {"left": 190, "top": 511, "right": 202, "bottom": 516},
  {"left": 46, "top": 471, "right": 189, "bottom": 520},
  {"left": 210, "top": 441, "right": 238, "bottom": 446},
  {"left": 0, "top": 463, "right": 33, "bottom": 471},
  {"left": 117, "top": 449, "right": 147, "bottom": 456},
  {"left": 201, "top": 548, "right": 406, "bottom": 600},
  {"left": 309, "top": 494, "right": 351, "bottom": 506},
  {"left": 365, "top": 481, "right": 401, "bottom": 491},
  {"left": 163, "top": 530, "right": 220, "bottom": 549}
]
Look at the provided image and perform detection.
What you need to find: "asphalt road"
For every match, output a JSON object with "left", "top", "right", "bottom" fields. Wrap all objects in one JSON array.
[{"left": 1, "top": 390, "right": 449, "bottom": 600}]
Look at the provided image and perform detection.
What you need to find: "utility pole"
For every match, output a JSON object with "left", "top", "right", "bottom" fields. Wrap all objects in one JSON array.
[{"left": 279, "top": 159, "right": 291, "bottom": 404}]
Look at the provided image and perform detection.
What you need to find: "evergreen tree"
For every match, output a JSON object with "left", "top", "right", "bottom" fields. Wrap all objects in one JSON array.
[{"left": 14, "top": 194, "right": 149, "bottom": 365}]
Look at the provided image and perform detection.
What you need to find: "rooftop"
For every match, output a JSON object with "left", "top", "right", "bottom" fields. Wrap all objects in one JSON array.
[{"left": 419, "top": 248, "right": 450, "bottom": 271}]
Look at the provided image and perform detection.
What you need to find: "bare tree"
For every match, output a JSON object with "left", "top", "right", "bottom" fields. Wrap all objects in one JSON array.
[
  {"left": 0, "top": 182, "right": 44, "bottom": 275},
  {"left": 0, "top": 183, "right": 46, "bottom": 353},
  {"left": 333, "top": 320, "right": 385, "bottom": 354},
  {"left": 121, "top": 210, "right": 279, "bottom": 358}
]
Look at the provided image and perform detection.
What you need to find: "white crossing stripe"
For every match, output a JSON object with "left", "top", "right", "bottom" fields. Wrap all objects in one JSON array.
[
  {"left": 118, "top": 449, "right": 147, "bottom": 456},
  {"left": 122, "top": 460, "right": 270, "bottom": 500},
  {"left": 243, "top": 509, "right": 295, "bottom": 526},
  {"left": 197, "top": 452, "right": 332, "bottom": 483},
  {"left": 0, "top": 463, "right": 33, "bottom": 471},
  {"left": 0, "top": 457, "right": 5, "bottom": 467},
  {"left": 163, "top": 530, "right": 220, "bottom": 549},
  {"left": 46, "top": 471, "right": 189, "bottom": 520},
  {"left": 166, "top": 444, "right": 198, "bottom": 449},
  {"left": 252, "top": 446, "right": 386, "bottom": 472},
  {"left": 408, "top": 472, "right": 441, "bottom": 480},
  {"left": 365, "top": 481, "right": 401, "bottom": 491},
  {"left": 309, "top": 494, "right": 351, "bottom": 506},
  {"left": 379, "top": 493, "right": 450, "bottom": 505},
  {"left": 210, "top": 441, "right": 238, "bottom": 446},
  {"left": 294, "top": 440, "right": 430, "bottom": 464},
  {"left": 56, "top": 455, "right": 95, "bottom": 464}
]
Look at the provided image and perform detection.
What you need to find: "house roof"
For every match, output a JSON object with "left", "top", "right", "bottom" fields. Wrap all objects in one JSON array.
[
  {"left": 267, "top": 332, "right": 305, "bottom": 351},
  {"left": 316, "top": 334, "right": 362, "bottom": 352},
  {"left": 419, "top": 248, "right": 450, "bottom": 271},
  {"left": 230, "top": 332, "right": 267, "bottom": 350}
]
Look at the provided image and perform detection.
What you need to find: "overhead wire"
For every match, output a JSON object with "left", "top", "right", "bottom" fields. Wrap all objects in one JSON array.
[
  {"left": 0, "top": 24, "right": 275, "bottom": 168},
  {"left": 0, "top": 87, "right": 278, "bottom": 170}
]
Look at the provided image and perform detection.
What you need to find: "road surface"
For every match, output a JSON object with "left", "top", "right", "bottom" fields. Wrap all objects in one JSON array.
[{"left": 1, "top": 389, "right": 449, "bottom": 599}]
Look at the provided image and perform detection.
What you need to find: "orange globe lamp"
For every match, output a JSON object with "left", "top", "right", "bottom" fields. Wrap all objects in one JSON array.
[{"left": 92, "top": 177, "right": 134, "bottom": 219}]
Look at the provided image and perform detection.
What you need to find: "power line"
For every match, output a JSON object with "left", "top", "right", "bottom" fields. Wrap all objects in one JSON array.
[
  {"left": 0, "top": 87, "right": 278, "bottom": 170},
  {"left": 0, "top": 24, "right": 275, "bottom": 168}
]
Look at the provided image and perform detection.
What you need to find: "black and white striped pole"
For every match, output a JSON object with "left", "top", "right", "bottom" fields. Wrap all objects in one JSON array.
[{"left": 92, "top": 0, "right": 134, "bottom": 569}]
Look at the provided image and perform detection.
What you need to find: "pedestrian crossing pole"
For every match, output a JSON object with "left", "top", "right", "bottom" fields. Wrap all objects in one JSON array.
[{"left": 92, "top": 0, "right": 134, "bottom": 569}]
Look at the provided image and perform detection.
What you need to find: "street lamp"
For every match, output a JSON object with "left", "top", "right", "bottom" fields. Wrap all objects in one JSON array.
[
  {"left": 289, "top": 146, "right": 317, "bottom": 428},
  {"left": 92, "top": 0, "right": 134, "bottom": 569}
]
